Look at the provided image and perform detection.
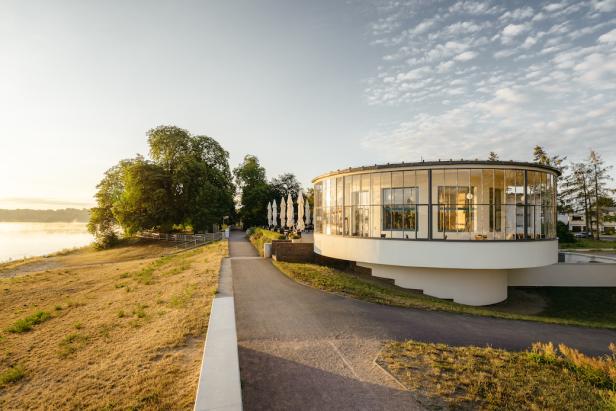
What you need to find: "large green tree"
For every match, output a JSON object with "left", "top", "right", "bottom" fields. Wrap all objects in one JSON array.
[
  {"left": 147, "top": 126, "right": 235, "bottom": 232},
  {"left": 269, "top": 173, "right": 302, "bottom": 201},
  {"left": 234, "top": 155, "right": 270, "bottom": 227},
  {"left": 88, "top": 125, "right": 234, "bottom": 248}
]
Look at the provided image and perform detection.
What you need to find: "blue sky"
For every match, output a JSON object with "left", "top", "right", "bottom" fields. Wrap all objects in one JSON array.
[{"left": 0, "top": 0, "right": 614, "bottom": 208}]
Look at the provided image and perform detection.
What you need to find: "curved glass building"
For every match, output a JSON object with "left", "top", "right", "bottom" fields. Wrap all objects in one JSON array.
[{"left": 312, "top": 161, "right": 560, "bottom": 305}]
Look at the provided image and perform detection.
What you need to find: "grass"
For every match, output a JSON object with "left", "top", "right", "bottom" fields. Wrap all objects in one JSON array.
[
  {"left": 248, "top": 227, "right": 284, "bottom": 256},
  {"left": 0, "top": 239, "right": 227, "bottom": 409},
  {"left": 6, "top": 311, "right": 52, "bottom": 333},
  {"left": 0, "top": 366, "right": 25, "bottom": 387},
  {"left": 378, "top": 340, "right": 616, "bottom": 410},
  {"left": 560, "top": 239, "right": 616, "bottom": 250},
  {"left": 273, "top": 261, "right": 616, "bottom": 329}
]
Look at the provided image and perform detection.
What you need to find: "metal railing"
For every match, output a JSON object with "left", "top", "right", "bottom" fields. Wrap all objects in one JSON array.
[{"left": 138, "top": 231, "right": 224, "bottom": 249}]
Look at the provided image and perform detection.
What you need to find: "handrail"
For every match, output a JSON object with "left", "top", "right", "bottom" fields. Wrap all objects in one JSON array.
[{"left": 137, "top": 231, "right": 224, "bottom": 249}]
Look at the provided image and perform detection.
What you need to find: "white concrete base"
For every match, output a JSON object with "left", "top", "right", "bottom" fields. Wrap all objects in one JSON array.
[{"left": 361, "top": 263, "right": 508, "bottom": 306}]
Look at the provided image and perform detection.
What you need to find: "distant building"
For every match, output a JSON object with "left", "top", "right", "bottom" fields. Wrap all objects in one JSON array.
[{"left": 561, "top": 208, "right": 616, "bottom": 235}]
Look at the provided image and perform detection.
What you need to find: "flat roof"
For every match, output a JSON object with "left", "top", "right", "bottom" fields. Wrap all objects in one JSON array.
[{"left": 312, "top": 160, "right": 561, "bottom": 183}]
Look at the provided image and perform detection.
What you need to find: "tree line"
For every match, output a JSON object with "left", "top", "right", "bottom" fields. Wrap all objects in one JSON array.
[
  {"left": 0, "top": 208, "right": 90, "bottom": 223},
  {"left": 88, "top": 126, "right": 308, "bottom": 248},
  {"left": 490, "top": 146, "right": 615, "bottom": 240}
]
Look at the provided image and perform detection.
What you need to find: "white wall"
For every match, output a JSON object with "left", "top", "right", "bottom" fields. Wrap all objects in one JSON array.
[
  {"left": 314, "top": 233, "right": 557, "bottom": 270},
  {"left": 363, "top": 263, "right": 508, "bottom": 305}
]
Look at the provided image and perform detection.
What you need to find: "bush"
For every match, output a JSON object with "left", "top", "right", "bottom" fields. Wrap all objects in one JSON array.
[
  {"left": 94, "top": 231, "right": 119, "bottom": 249},
  {"left": 557, "top": 221, "right": 575, "bottom": 243},
  {"left": 248, "top": 228, "right": 284, "bottom": 256}
]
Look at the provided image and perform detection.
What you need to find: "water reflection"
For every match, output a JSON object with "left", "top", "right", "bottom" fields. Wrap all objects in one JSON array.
[{"left": 0, "top": 222, "right": 93, "bottom": 262}]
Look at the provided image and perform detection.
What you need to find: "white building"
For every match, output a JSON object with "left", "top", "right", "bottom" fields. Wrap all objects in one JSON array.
[
  {"left": 312, "top": 161, "right": 560, "bottom": 306},
  {"left": 561, "top": 208, "right": 616, "bottom": 235}
]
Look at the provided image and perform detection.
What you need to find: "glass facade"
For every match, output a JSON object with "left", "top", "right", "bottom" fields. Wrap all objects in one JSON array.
[{"left": 314, "top": 167, "right": 557, "bottom": 241}]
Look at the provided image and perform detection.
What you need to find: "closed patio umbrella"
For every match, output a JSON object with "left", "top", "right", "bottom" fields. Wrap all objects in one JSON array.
[
  {"left": 297, "top": 192, "right": 305, "bottom": 232},
  {"left": 267, "top": 201, "right": 272, "bottom": 227},
  {"left": 272, "top": 199, "right": 278, "bottom": 227},
  {"left": 280, "top": 197, "right": 286, "bottom": 229},
  {"left": 286, "top": 192, "right": 294, "bottom": 229},
  {"left": 305, "top": 200, "right": 311, "bottom": 226}
]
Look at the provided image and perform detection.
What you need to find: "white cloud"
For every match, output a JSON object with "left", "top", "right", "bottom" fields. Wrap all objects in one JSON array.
[
  {"left": 598, "top": 28, "right": 616, "bottom": 43},
  {"left": 593, "top": 0, "right": 616, "bottom": 13},
  {"left": 449, "top": 1, "right": 501, "bottom": 15},
  {"left": 544, "top": 3, "right": 566, "bottom": 12},
  {"left": 454, "top": 51, "right": 478, "bottom": 61},
  {"left": 521, "top": 36, "right": 538, "bottom": 49},
  {"left": 499, "top": 7, "right": 534, "bottom": 21},
  {"left": 436, "top": 60, "right": 455, "bottom": 73},
  {"left": 501, "top": 23, "right": 530, "bottom": 44}
]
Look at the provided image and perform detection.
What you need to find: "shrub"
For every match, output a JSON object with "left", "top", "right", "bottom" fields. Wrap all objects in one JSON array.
[{"left": 557, "top": 221, "right": 575, "bottom": 243}]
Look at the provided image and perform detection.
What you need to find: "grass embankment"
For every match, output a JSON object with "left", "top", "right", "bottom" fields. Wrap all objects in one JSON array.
[
  {"left": 0, "top": 239, "right": 227, "bottom": 409},
  {"left": 273, "top": 261, "right": 616, "bottom": 329},
  {"left": 560, "top": 239, "right": 616, "bottom": 250},
  {"left": 378, "top": 340, "right": 616, "bottom": 410},
  {"left": 248, "top": 227, "right": 284, "bottom": 256}
]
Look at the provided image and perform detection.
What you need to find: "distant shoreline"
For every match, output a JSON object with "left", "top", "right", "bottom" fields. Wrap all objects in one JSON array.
[{"left": 0, "top": 208, "right": 90, "bottom": 223}]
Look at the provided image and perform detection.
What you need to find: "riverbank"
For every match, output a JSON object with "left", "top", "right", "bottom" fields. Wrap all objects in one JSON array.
[
  {"left": 0, "top": 222, "right": 93, "bottom": 263},
  {"left": 0, "top": 239, "right": 227, "bottom": 409}
]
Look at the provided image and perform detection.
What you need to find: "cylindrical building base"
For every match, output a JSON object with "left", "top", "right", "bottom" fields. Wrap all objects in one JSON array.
[{"left": 360, "top": 263, "right": 508, "bottom": 306}]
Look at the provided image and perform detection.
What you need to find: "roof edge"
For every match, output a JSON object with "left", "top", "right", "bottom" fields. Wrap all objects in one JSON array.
[{"left": 312, "top": 160, "right": 562, "bottom": 183}]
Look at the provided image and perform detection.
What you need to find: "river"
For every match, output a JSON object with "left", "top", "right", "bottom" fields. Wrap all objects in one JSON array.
[{"left": 0, "top": 222, "right": 93, "bottom": 262}]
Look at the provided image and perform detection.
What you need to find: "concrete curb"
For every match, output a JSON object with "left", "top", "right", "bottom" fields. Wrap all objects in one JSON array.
[{"left": 194, "top": 257, "right": 243, "bottom": 411}]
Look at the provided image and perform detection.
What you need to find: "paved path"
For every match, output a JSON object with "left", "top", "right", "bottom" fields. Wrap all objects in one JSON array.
[{"left": 230, "top": 231, "right": 616, "bottom": 410}]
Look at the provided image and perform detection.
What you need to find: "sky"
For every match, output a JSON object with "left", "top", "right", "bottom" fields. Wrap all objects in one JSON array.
[{"left": 0, "top": 0, "right": 615, "bottom": 209}]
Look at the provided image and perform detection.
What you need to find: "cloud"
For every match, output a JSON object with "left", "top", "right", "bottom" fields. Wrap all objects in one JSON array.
[
  {"left": 544, "top": 3, "right": 566, "bottom": 12},
  {"left": 598, "top": 28, "right": 616, "bottom": 43},
  {"left": 592, "top": 0, "right": 616, "bottom": 13},
  {"left": 454, "top": 51, "right": 478, "bottom": 61},
  {"left": 449, "top": 1, "right": 502, "bottom": 15},
  {"left": 501, "top": 23, "right": 530, "bottom": 44},
  {"left": 499, "top": 7, "right": 534, "bottom": 21}
]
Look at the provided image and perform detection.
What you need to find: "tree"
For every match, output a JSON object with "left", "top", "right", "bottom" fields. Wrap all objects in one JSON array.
[
  {"left": 561, "top": 162, "right": 592, "bottom": 236},
  {"left": 89, "top": 125, "right": 235, "bottom": 249},
  {"left": 88, "top": 159, "right": 131, "bottom": 248},
  {"left": 488, "top": 152, "right": 499, "bottom": 161},
  {"left": 147, "top": 126, "right": 235, "bottom": 232},
  {"left": 532, "top": 145, "right": 568, "bottom": 211},
  {"left": 113, "top": 157, "right": 175, "bottom": 235},
  {"left": 233, "top": 155, "right": 271, "bottom": 228},
  {"left": 588, "top": 150, "right": 614, "bottom": 240},
  {"left": 269, "top": 173, "right": 302, "bottom": 201}
]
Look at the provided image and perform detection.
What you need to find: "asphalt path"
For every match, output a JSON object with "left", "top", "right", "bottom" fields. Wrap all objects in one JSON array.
[{"left": 230, "top": 230, "right": 616, "bottom": 410}]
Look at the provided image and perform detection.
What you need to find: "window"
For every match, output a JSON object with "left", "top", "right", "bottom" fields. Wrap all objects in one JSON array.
[
  {"left": 437, "top": 186, "right": 473, "bottom": 232},
  {"left": 383, "top": 187, "right": 418, "bottom": 232}
]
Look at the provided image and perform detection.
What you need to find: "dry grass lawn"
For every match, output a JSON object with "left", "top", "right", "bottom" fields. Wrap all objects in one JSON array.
[
  {"left": 378, "top": 340, "right": 616, "bottom": 410},
  {"left": 0, "top": 239, "right": 227, "bottom": 410}
]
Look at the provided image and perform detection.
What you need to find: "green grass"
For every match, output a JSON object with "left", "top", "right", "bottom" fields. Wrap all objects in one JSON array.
[
  {"left": 560, "top": 239, "right": 616, "bottom": 250},
  {"left": 248, "top": 228, "right": 284, "bottom": 256},
  {"left": 378, "top": 340, "right": 616, "bottom": 410},
  {"left": 273, "top": 261, "right": 616, "bottom": 329},
  {"left": 7, "top": 311, "right": 52, "bottom": 333},
  {"left": 0, "top": 365, "right": 25, "bottom": 387},
  {"left": 58, "top": 333, "right": 89, "bottom": 358}
]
